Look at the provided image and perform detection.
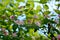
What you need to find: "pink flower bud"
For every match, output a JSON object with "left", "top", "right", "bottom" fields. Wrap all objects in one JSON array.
[
  {"left": 10, "top": 15, "right": 15, "bottom": 20},
  {"left": 57, "top": 35, "right": 60, "bottom": 40},
  {"left": 14, "top": 20, "right": 24, "bottom": 25},
  {"left": 55, "top": 19, "right": 59, "bottom": 24},
  {"left": 52, "top": 37, "right": 55, "bottom": 40},
  {"left": 27, "top": 19, "right": 32, "bottom": 24},
  {"left": 4, "top": 31, "right": 9, "bottom": 36},
  {"left": 12, "top": 32, "right": 17, "bottom": 37},
  {"left": 58, "top": 14, "right": 60, "bottom": 18},
  {"left": 35, "top": 21, "right": 40, "bottom": 27},
  {"left": 33, "top": 15, "right": 38, "bottom": 19}
]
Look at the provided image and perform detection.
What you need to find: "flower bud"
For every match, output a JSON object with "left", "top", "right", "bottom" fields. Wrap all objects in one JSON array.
[
  {"left": 55, "top": 19, "right": 59, "bottom": 24},
  {"left": 12, "top": 32, "right": 17, "bottom": 37},
  {"left": 27, "top": 19, "right": 33, "bottom": 24},
  {"left": 35, "top": 21, "right": 40, "bottom": 27},
  {"left": 14, "top": 20, "right": 24, "bottom": 25},
  {"left": 10, "top": 15, "right": 15, "bottom": 20},
  {"left": 33, "top": 14, "right": 38, "bottom": 19},
  {"left": 4, "top": 31, "right": 9, "bottom": 36},
  {"left": 57, "top": 35, "right": 60, "bottom": 40},
  {"left": 58, "top": 14, "right": 60, "bottom": 18},
  {"left": 52, "top": 37, "right": 55, "bottom": 40}
]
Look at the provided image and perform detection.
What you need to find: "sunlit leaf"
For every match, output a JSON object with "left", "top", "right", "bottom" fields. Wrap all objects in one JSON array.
[
  {"left": 43, "top": 4, "right": 49, "bottom": 10},
  {"left": 26, "top": 1, "right": 34, "bottom": 8},
  {"left": 39, "top": 0, "right": 48, "bottom": 4},
  {"left": 36, "top": 5, "right": 41, "bottom": 12},
  {"left": 54, "top": 9, "right": 60, "bottom": 14},
  {"left": 16, "top": 0, "right": 24, "bottom": 2},
  {"left": 43, "top": 11, "right": 50, "bottom": 15}
]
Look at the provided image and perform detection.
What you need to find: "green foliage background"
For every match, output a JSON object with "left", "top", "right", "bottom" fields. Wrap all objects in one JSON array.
[{"left": 0, "top": 0, "right": 60, "bottom": 40}]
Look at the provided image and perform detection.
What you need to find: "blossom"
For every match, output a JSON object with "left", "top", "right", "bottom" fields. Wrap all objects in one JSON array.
[
  {"left": 33, "top": 14, "right": 38, "bottom": 19},
  {"left": 27, "top": 19, "right": 33, "bottom": 24},
  {"left": 55, "top": 19, "right": 59, "bottom": 24},
  {"left": 57, "top": 35, "right": 60, "bottom": 40},
  {"left": 35, "top": 21, "right": 40, "bottom": 27},
  {"left": 12, "top": 32, "right": 17, "bottom": 37},
  {"left": 52, "top": 37, "right": 55, "bottom": 40},
  {"left": 58, "top": 14, "right": 60, "bottom": 18},
  {"left": 4, "top": 31, "right": 9, "bottom": 36},
  {"left": 10, "top": 15, "right": 15, "bottom": 20},
  {"left": 14, "top": 20, "right": 24, "bottom": 25}
]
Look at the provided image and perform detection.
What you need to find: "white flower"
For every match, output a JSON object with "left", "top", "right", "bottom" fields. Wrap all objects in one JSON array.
[{"left": 17, "top": 14, "right": 26, "bottom": 20}]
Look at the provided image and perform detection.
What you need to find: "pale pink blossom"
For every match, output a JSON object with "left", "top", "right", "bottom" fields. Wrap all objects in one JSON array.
[
  {"left": 35, "top": 21, "right": 40, "bottom": 27},
  {"left": 14, "top": 20, "right": 24, "bottom": 25},
  {"left": 57, "top": 35, "right": 60, "bottom": 40},
  {"left": 12, "top": 32, "right": 17, "bottom": 37},
  {"left": 55, "top": 19, "right": 59, "bottom": 24},
  {"left": 58, "top": 14, "right": 60, "bottom": 18},
  {"left": 52, "top": 37, "right": 55, "bottom": 40},
  {"left": 33, "top": 14, "right": 38, "bottom": 19}
]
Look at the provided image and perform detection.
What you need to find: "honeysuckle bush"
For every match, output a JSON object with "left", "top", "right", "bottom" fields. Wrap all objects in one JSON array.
[{"left": 0, "top": 0, "right": 60, "bottom": 40}]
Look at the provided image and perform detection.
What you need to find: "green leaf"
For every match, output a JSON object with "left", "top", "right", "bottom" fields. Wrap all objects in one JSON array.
[
  {"left": 43, "top": 4, "right": 49, "bottom": 10},
  {"left": 28, "top": 0, "right": 34, "bottom": 1},
  {"left": 56, "top": 0, "right": 60, "bottom": 1},
  {"left": 39, "top": 14, "right": 44, "bottom": 20},
  {"left": 0, "top": 3, "right": 5, "bottom": 9},
  {"left": 54, "top": 33, "right": 58, "bottom": 37},
  {"left": 29, "top": 28, "right": 34, "bottom": 36},
  {"left": 29, "top": 10, "right": 34, "bottom": 15},
  {"left": 2, "top": 0, "right": 10, "bottom": 6},
  {"left": 26, "top": 2, "right": 34, "bottom": 8},
  {"left": 39, "top": 0, "right": 48, "bottom": 4},
  {"left": 42, "top": 18, "right": 49, "bottom": 24},
  {"left": 36, "top": 5, "right": 41, "bottom": 12},
  {"left": 54, "top": 9, "right": 60, "bottom": 14},
  {"left": 43, "top": 11, "right": 50, "bottom": 15},
  {"left": 0, "top": 3, "right": 3, "bottom": 6},
  {"left": 56, "top": 4, "right": 60, "bottom": 7},
  {"left": 16, "top": 0, "right": 24, "bottom": 2}
]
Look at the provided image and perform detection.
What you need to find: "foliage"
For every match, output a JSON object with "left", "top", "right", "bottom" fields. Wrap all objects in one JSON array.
[{"left": 0, "top": 0, "right": 60, "bottom": 40}]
